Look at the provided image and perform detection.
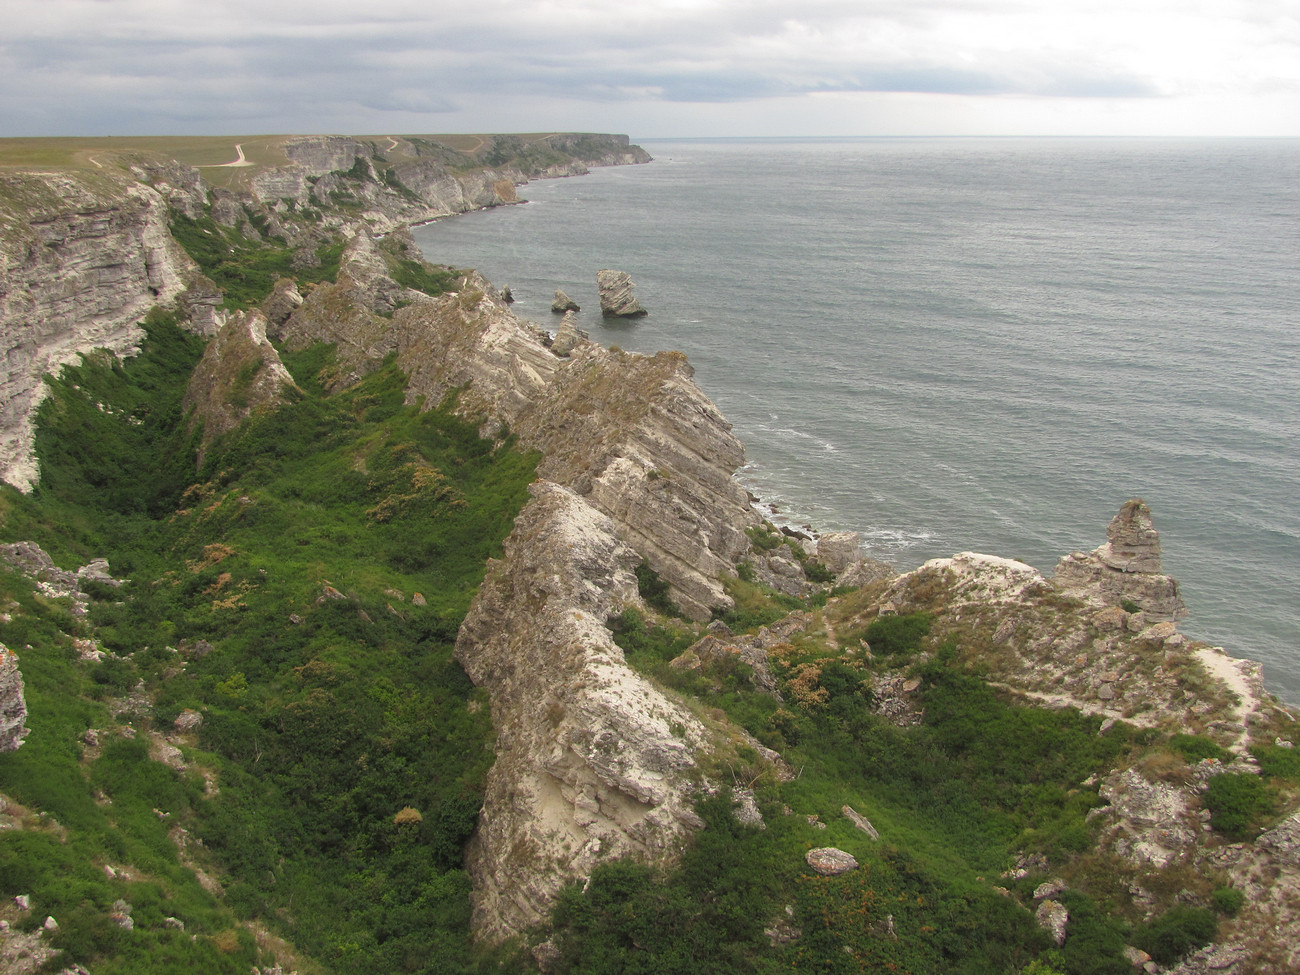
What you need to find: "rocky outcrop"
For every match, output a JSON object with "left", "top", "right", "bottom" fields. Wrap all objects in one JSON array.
[
  {"left": 281, "top": 277, "right": 757, "bottom": 618},
  {"left": 0, "top": 170, "right": 196, "bottom": 490},
  {"left": 455, "top": 481, "right": 715, "bottom": 941},
  {"left": 1054, "top": 500, "right": 1186, "bottom": 620},
  {"left": 549, "top": 311, "right": 587, "bottom": 358},
  {"left": 597, "top": 270, "right": 647, "bottom": 318},
  {"left": 0, "top": 541, "right": 123, "bottom": 618},
  {"left": 0, "top": 645, "right": 29, "bottom": 752},
  {"left": 551, "top": 290, "right": 579, "bottom": 313},
  {"left": 182, "top": 310, "right": 298, "bottom": 451}
]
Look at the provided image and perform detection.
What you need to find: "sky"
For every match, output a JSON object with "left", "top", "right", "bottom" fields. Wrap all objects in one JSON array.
[{"left": 3, "top": 0, "right": 1298, "bottom": 139}]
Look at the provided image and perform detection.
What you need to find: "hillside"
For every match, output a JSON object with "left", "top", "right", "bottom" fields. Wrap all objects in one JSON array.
[{"left": 1, "top": 135, "right": 1299, "bottom": 975}]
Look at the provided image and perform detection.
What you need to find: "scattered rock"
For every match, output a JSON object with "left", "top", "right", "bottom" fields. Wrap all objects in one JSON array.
[
  {"left": 596, "top": 269, "right": 647, "bottom": 317},
  {"left": 805, "top": 848, "right": 858, "bottom": 876},
  {"left": 1035, "top": 899, "right": 1068, "bottom": 946},
  {"left": 732, "top": 789, "right": 765, "bottom": 829},
  {"left": 1033, "top": 878, "right": 1066, "bottom": 900},
  {"left": 551, "top": 290, "right": 580, "bottom": 313},
  {"left": 842, "top": 805, "right": 879, "bottom": 839},
  {"left": 173, "top": 709, "right": 203, "bottom": 733}
]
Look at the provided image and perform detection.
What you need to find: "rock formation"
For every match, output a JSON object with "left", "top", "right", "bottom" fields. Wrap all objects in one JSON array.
[
  {"left": 1054, "top": 500, "right": 1186, "bottom": 620},
  {"left": 182, "top": 310, "right": 298, "bottom": 451},
  {"left": 549, "top": 310, "right": 587, "bottom": 357},
  {"left": 279, "top": 263, "right": 757, "bottom": 620},
  {"left": 455, "top": 481, "right": 716, "bottom": 940},
  {"left": 551, "top": 289, "right": 580, "bottom": 313},
  {"left": 597, "top": 269, "right": 647, "bottom": 318},
  {"left": 1, "top": 134, "right": 652, "bottom": 493},
  {"left": 0, "top": 645, "right": 29, "bottom": 753},
  {"left": 0, "top": 170, "right": 196, "bottom": 489}
]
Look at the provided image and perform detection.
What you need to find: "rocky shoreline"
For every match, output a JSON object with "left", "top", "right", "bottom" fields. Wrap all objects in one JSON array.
[{"left": 2, "top": 134, "right": 1299, "bottom": 971}]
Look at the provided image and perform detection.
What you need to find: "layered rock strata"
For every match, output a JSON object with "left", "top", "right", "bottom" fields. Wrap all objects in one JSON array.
[
  {"left": 0, "top": 171, "right": 195, "bottom": 489},
  {"left": 277, "top": 266, "right": 757, "bottom": 619},
  {"left": 1054, "top": 499, "right": 1186, "bottom": 620},
  {"left": 597, "top": 269, "right": 647, "bottom": 318},
  {"left": 455, "top": 481, "right": 714, "bottom": 940}
]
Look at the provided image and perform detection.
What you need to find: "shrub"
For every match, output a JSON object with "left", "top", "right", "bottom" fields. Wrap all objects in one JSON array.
[
  {"left": 1211, "top": 886, "right": 1245, "bottom": 916},
  {"left": 635, "top": 560, "right": 681, "bottom": 617},
  {"left": 865, "top": 611, "right": 931, "bottom": 657},
  {"left": 1168, "top": 734, "right": 1228, "bottom": 764},
  {"left": 1138, "top": 905, "right": 1217, "bottom": 964},
  {"left": 1203, "top": 772, "right": 1273, "bottom": 840}
]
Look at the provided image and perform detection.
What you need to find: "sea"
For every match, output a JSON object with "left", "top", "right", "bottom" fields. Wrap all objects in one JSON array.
[{"left": 411, "top": 137, "right": 1300, "bottom": 703}]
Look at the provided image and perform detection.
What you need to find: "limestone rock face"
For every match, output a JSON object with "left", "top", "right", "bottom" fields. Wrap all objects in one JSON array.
[
  {"left": 182, "top": 310, "right": 298, "bottom": 448},
  {"left": 816, "top": 532, "right": 861, "bottom": 574},
  {"left": 0, "top": 645, "right": 29, "bottom": 752},
  {"left": 597, "top": 270, "right": 647, "bottom": 318},
  {"left": 455, "top": 481, "right": 713, "bottom": 941},
  {"left": 0, "top": 170, "right": 196, "bottom": 490},
  {"left": 291, "top": 279, "right": 756, "bottom": 618},
  {"left": 1054, "top": 501, "right": 1186, "bottom": 620}
]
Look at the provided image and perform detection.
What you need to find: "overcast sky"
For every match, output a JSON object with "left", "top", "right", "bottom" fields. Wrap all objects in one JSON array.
[{"left": 3, "top": 0, "right": 1298, "bottom": 139}]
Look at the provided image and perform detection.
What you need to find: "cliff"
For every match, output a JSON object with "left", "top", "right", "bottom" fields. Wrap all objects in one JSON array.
[
  {"left": 0, "top": 169, "right": 196, "bottom": 489},
  {"left": 4, "top": 134, "right": 1300, "bottom": 974},
  {"left": 0, "top": 132, "right": 651, "bottom": 493}
]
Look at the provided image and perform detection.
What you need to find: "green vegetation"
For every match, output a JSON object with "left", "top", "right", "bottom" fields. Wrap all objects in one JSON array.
[
  {"left": 1202, "top": 772, "right": 1273, "bottom": 840},
  {"left": 169, "top": 211, "right": 343, "bottom": 308},
  {"left": 1, "top": 315, "right": 539, "bottom": 973}
]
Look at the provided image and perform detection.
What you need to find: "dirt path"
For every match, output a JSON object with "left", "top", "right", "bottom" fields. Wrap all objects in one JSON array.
[{"left": 201, "top": 143, "right": 252, "bottom": 168}]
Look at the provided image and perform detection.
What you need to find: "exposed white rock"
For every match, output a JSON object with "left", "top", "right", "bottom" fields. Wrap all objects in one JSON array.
[
  {"left": 805, "top": 848, "right": 858, "bottom": 876},
  {"left": 816, "top": 532, "right": 861, "bottom": 574},
  {"left": 456, "top": 481, "right": 718, "bottom": 941},
  {"left": 182, "top": 309, "right": 298, "bottom": 452},
  {"left": 1035, "top": 899, "right": 1069, "bottom": 946},
  {"left": 0, "top": 171, "right": 197, "bottom": 490}
]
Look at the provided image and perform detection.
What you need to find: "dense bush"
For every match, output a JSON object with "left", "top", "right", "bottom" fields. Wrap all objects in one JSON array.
[
  {"left": 1203, "top": 772, "right": 1273, "bottom": 840},
  {"left": 1137, "top": 905, "right": 1217, "bottom": 964}
]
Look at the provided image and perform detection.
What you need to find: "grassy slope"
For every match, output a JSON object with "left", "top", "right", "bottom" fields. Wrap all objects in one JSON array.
[{"left": 0, "top": 312, "right": 538, "bottom": 974}]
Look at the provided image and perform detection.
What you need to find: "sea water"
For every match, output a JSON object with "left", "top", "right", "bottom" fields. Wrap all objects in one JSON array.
[{"left": 412, "top": 137, "right": 1300, "bottom": 702}]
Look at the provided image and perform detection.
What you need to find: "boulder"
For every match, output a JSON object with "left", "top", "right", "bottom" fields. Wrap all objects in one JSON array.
[
  {"left": 597, "top": 269, "right": 647, "bottom": 318},
  {"left": 551, "top": 290, "right": 580, "bottom": 313},
  {"left": 670, "top": 634, "right": 780, "bottom": 697},
  {"left": 805, "top": 848, "right": 859, "bottom": 876},
  {"left": 816, "top": 532, "right": 861, "bottom": 574},
  {"left": 1035, "top": 899, "right": 1068, "bottom": 946}
]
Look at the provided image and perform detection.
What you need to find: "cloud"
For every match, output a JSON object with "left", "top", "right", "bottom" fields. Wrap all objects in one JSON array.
[{"left": 0, "top": 0, "right": 1296, "bottom": 135}]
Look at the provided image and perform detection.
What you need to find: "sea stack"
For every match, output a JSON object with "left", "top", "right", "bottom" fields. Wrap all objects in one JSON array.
[
  {"left": 551, "top": 289, "right": 580, "bottom": 313},
  {"left": 597, "top": 269, "right": 647, "bottom": 318},
  {"left": 1053, "top": 499, "right": 1186, "bottom": 620}
]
